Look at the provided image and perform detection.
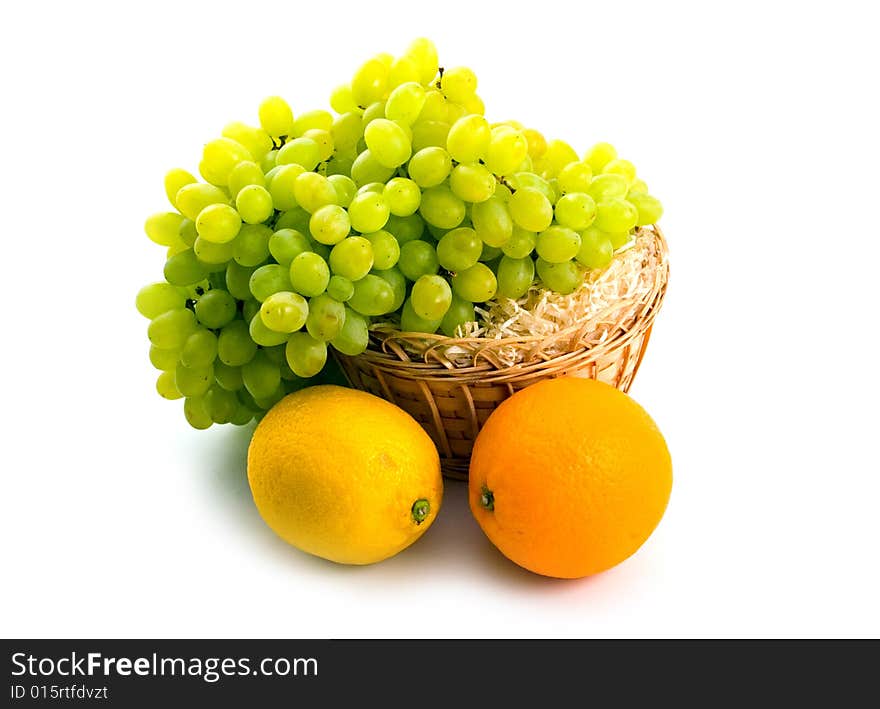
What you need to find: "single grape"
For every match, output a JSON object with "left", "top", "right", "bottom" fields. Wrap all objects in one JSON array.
[
  {"left": 225, "top": 262, "right": 257, "bottom": 301},
  {"left": 217, "top": 320, "right": 258, "bottom": 366},
  {"left": 628, "top": 179, "right": 649, "bottom": 196},
  {"left": 440, "top": 66, "right": 477, "bottom": 102},
  {"left": 204, "top": 385, "right": 239, "bottom": 424},
  {"left": 258, "top": 96, "right": 295, "bottom": 138},
  {"left": 193, "top": 236, "right": 235, "bottom": 267},
  {"left": 261, "top": 150, "right": 278, "bottom": 172},
  {"left": 327, "top": 174, "right": 358, "bottom": 207},
  {"left": 584, "top": 142, "right": 618, "bottom": 173},
  {"left": 419, "top": 186, "right": 465, "bottom": 229},
  {"left": 411, "top": 120, "right": 451, "bottom": 152},
  {"left": 175, "top": 361, "right": 214, "bottom": 397},
  {"left": 268, "top": 228, "right": 311, "bottom": 266},
  {"left": 330, "top": 84, "right": 358, "bottom": 114},
  {"left": 180, "top": 329, "right": 218, "bottom": 368},
  {"left": 306, "top": 294, "right": 347, "bottom": 341},
  {"left": 385, "top": 213, "right": 425, "bottom": 244},
  {"left": 462, "top": 93, "right": 485, "bottom": 115},
  {"left": 576, "top": 227, "right": 614, "bottom": 269},
  {"left": 156, "top": 370, "right": 182, "bottom": 400},
  {"left": 310, "top": 204, "right": 351, "bottom": 245},
  {"left": 289, "top": 252, "right": 330, "bottom": 297},
  {"left": 235, "top": 185, "right": 274, "bottom": 224},
  {"left": 508, "top": 187, "right": 554, "bottom": 232},
  {"left": 554, "top": 192, "right": 597, "bottom": 230},
  {"left": 249, "top": 263, "right": 293, "bottom": 302},
  {"left": 417, "top": 89, "right": 447, "bottom": 122},
  {"left": 164, "top": 169, "right": 197, "bottom": 209},
  {"left": 452, "top": 263, "right": 497, "bottom": 302},
  {"left": 361, "top": 101, "right": 387, "bottom": 127},
  {"left": 384, "top": 177, "right": 421, "bottom": 216},
  {"left": 388, "top": 56, "right": 420, "bottom": 89},
  {"left": 222, "top": 122, "right": 273, "bottom": 164},
  {"left": 411, "top": 274, "right": 452, "bottom": 320},
  {"left": 274, "top": 206, "right": 311, "bottom": 233},
  {"left": 594, "top": 198, "right": 639, "bottom": 233},
  {"left": 400, "top": 297, "right": 442, "bottom": 334},
  {"left": 228, "top": 160, "right": 266, "bottom": 199},
  {"left": 385, "top": 82, "right": 427, "bottom": 125},
  {"left": 331, "top": 112, "right": 364, "bottom": 153},
  {"left": 536, "top": 258, "right": 582, "bottom": 295},
  {"left": 285, "top": 332, "right": 328, "bottom": 378},
  {"left": 446, "top": 114, "right": 491, "bottom": 163},
  {"left": 398, "top": 240, "right": 440, "bottom": 281},
  {"left": 405, "top": 37, "right": 439, "bottom": 85},
  {"left": 214, "top": 361, "right": 244, "bottom": 392},
  {"left": 327, "top": 275, "right": 355, "bottom": 302},
  {"left": 436, "top": 227, "right": 482, "bottom": 272},
  {"left": 232, "top": 224, "right": 272, "bottom": 267},
  {"left": 539, "top": 140, "right": 579, "bottom": 178},
  {"left": 330, "top": 307, "right": 370, "bottom": 356},
  {"left": 276, "top": 137, "right": 321, "bottom": 171},
  {"left": 249, "top": 313, "right": 290, "bottom": 346},
  {"left": 407, "top": 147, "right": 452, "bottom": 187},
  {"left": 373, "top": 267, "right": 407, "bottom": 311},
  {"left": 348, "top": 274, "right": 396, "bottom": 316},
  {"left": 230, "top": 405, "right": 255, "bottom": 426},
  {"left": 471, "top": 197, "right": 513, "bottom": 247},
  {"left": 536, "top": 226, "right": 582, "bottom": 263},
  {"left": 195, "top": 204, "right": 241, "bottom": 244},
  {"left": 260, "top": 291, "right": 309, "bottom": 333},
  {"left": 292, "top": 110, "right": 333, "bottom": 137},
  {"left": 557, "top": 161, "right": 593, "bottom": 194},
  {"left": 164, "top": 250, "right": 209, "bottom": 286},
  {"left": 267, "top": 164, "right": 306, "bottom": 211},
  {"left": 191, "top": 289, "right": 235, "bottom": 329},
  {"left": 200, "top": 138, "right": 253, "bottom": 186},
  {"left": 178, "top": 218, "right": 197, "bottom": 247},
  {"left": 242, "top": 351, "right": 282, "bottom": 400},
  {"left": 362, "top": 230, "right": 400, "bottom": 270},
  {"left": 303, "top": 128, "right": 334, "bottom": 162},
  {"left": 501, "top": 226, "right": 537, "bottom": 259},
  {"left": 450, "top": 163, "right": 496, "bottom": 203},
  {"left": 626, "top": 192, "right": 664, "bottom": 225},
  {"left": 149, "top": 344, "right": 180, "bottom": 371},
  {"left": 184, "top": 396, "right": 213, "bottom": 430},
  {"left": 440, "top": 295, "right": 476, "bottom": 337},
  {"left": 522, "top": 128, "right": 547, "bottom": 159},
  {"left": 485, "top": 126, "right": 528, "bottom": 175},
  {"left": 136, "top": 283, "right": 186, "bottom": 319},
  {"left": 175, "top": 183, "right": 229, "bottom": 222},
  {"left": 145, "top": 212, "right": 185, "bottom": 246},
  {"left": 329, "top": 236, "right": 374, "bottom": 280},
  {"left": 496, "top": 256, "right": 535, "bottom": 299},
  {"left": 602, "top": 158, "right": 637, "bottom": 186},
  {"left": 293, "top": 171, "right": 338, "bottom": 214},
  {"left": 348, "top": 191, "right": 391, "bottom": 233},
  {"left": 587, "top": 173, "right": 629, "bottom": 201},
  {"left": 242, "top": 299, "right": 261, "bottom": 322},
  {"left": 351, "top": 58, "right": 389, "bottom": 107}
]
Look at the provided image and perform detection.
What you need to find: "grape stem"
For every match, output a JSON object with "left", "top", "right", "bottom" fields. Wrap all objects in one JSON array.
[{"left": 435, "top": 67, "right": 444, "bottom": 90}]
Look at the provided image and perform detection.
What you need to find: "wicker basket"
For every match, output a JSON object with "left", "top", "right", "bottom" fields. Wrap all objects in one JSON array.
[{"left": 335, "top": 225, "right": 669, "bottom": 480}]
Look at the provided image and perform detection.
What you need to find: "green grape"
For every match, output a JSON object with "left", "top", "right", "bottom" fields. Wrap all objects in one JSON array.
[
  {"left": 493, "top": 182, "right": 512, "bottom": 203},
  {"left": 350, "top": 149, "right": 395, "bottom": 186},
  {"left": 385, "top": 82, "right": 427, "bottom": 125},
  {"left": 628, "top": 178, "right": 649, "bottom": 196},
  {"left": 554, "top": 192, "right": 597, "bottom": 230},
  {"left": 232, "top": 224, "right": 272, "bottom": 267},
  {"left": 289, "top": 251, "right": 330, "bottom": 297},
  {"left": 478, "top": 244, "right": 502, "bottom": 262},
  {"left": 267, "top": 163, "right": 306, "bottom": 211},
  {"left": 228, "top": 160, "right": 266, "bottom": 199},
  {"left": 306, "top": 294, "right": 346, "bottom": 341},
  {"left": 536, "top": 258, "right": 582, "bottom": 295},
  {"left": 501, "top": 226, "right": 537, "bottom": 259},
  {"left": 274, "top": 206, "right": 311, "bottom": 233},
  {"left": 362, "top": 230, "right": 401, "bottom": 270},
  {"left": 259, "top": 291, "right": 308, "bottom": 333},
  {"left": 327, "top": 275, "right": 355, "bottom": 302},
  {"left": 385, "top": 213, "right": 425, "bottom": 244},
  {"left": 225, "top": 262, "right": 256, "bottom": 300},
  {"left": 539, "top": 140, "right": 579, "bottom": 178},
  {"left": 136, "top": 283, "right": 186, "bottom": 319},
  {"left": 204, "top": 385, "right": 239, "bottom": 424},
  {"left": 452, "top": 263, "right": 497, "bottom": 302},
  {"left": 416, "top": 90, "right": 446, "bottom": 121},
  {"left": 602, "top": 158, "right": 636, "bottom": 185},
  {"left": 260, "top": 149, "right": 278, "bottom": 173},
  {"left": 462, "top": 93, "right": 485, "bottom": 115},
  {"left": 292, "top": 110, "right": 333, "bottom": 137},
  {"left": 419, "top": 186, "right": 465, "bottom": 229},
  {"left": 352, "top": 58, "right": 389, "bottom": 107},
  {"left": 175, "top": 183, "right": 228, "bottom": 221},
  {"left": 193, "top": 289, "right": 236, "bottom": 328},
  {"left": 164, "top": 169, "right": 197, "bottom": 209},
  {"left": 178, "top": 218, "right": 197, "bottom": 247},
  {"left": 384, "top": 177, "right": 421, "bottom": 216},
  {"left": 407, "top": 147, "right": 452, "bottom": 187},
  {"left": 361, "top": 100, "right": 387, "bottom": 127},
  {"left": 557, "top": 161, "right": 593, "bottom": 194},
  {"left": 584, "top": 142, "right": 618, "bottom": 173},
  {"left": 450, "top": 164, "right": 496, "bottom": 203},
  {"left": 309, "top": 204, "right": 351, "bottom": 245},
  {"left": 258, "top": 96, "right": 295, "bottom": 138},
  {"left": 606, "top": 230, "right": 632, "bottom": 249},
  {"left": 400, "top": 297, "right": 441, "bottom": 333},
  {"left": 536, "top": 226, "right": 582, "bottom": 263},
  {"left": 411, "top": 274, "right": 452, "bottom": 320},
  {"left": 249, "top": 313, "right": 291, "bottom": 346},
  {"left": 446, "top": 115, "right": 491, "bottom": 163},
  {"left": 485, "top": 126, "right": 528, "bottom": 175},
  {"left": 156, "top": 370, "right": 182, "bottom": 400},
  {"left": 576, "top": 227, "right": 614, "bottom": 269},
  {"left": 388, "top": 55, "right": 420, "bottom": 88},
  {"left": 149, "top": 344, "right": 180, "bottom": 371},
  {"left": 587, "top": 173, "right": 629, "bottom": 201},
  {"left": 471, "top": 197, "right": 513, "bottom": 247},
  {"left": 348, "top": 274, "right": 396, "bottom": 316},
  {"left": 327, "top": 174, "right": 357, "bottom": 207},
  {"left": 594, "top": 199, "right": 639, "bottom": 233},
  {"left": 261, "top": 344, "right": 285, "bottom": 364},
  {"left": 193, "top": 237, "right": 235, "bottom": 267},
  {"left": 214, "top": 361, "right": 243, "bottom": 391},
  {"left": 506, "top": 173, "right": 554, "bottom": 203},
  {"left": 308, "top": 240, "right": 331, "bottom": 262},
  {"left": 230, "top": 405, "right": 255, "bottom": 425},
  {"left": 200, "top": 138, "right": 253, "bottom": 186},
  {"left": 180, "top": 329, "right": 218, "bottom": 368},
  {"left": 508, "top": 187, "right": 553, "bottom": 231},
  {"left": 347, "top": 191, "right": 391, "bottom": 233},
  {"left": 242, "top": 299, "right": 261, "bottom": 322},
  {"left": 184, "top": 396, "right": 213, "bottom": 430},
  {"left": 331, "top": 112, "right": 363, "bottom": 152},
  {"left": 175, "top": 361, "right": 213, "bottom": 397},
  {"left": 404, "top": 37, "right": 439, "bottom": 85},
  {"left": 436, "top": 227, "right": 481, "bottom": 272},
  {"left": 235, "top": 185, "right": 273, "bottom": 224},
  {"left": 145, "top": 212, "right": 185, "bottom": 246},
  {"left": 208, "top": 270, "right": 228, "bottom": 291},
  {"left": 398, "top": 240, "right": 440, "bottom": 281},
  {"left": 195, "top": 204, "right": 241, "bottom": 244},
  {"left": 254, "top": 386, "right": 287, "bottom": 411},
  {"left": 222, "top": 122, "right": 273, "bottom": 164},
  {"left": 373, "top": 267, "right": 407, "bottom": 311},
  {"left": 330, "top": 307, "right": 370, "bottom": 355},
  {"left": 268, "top": 228, "right": 311, "bottom": 266},
  {"left": 249, "top": 263, "right": 293, "bottom": 302},
  {"left": 496, "top": 256, "right": 535, "bottom": 299},
  {"left": 285, "top": 332, "right": 328, "bottom": 378},
  {"left": 330, "top": 84, "right": 358, "bottom": 114},
  {"left": 411, "top": 120, "right": 451, "bottom": 152},
  {"left": 445, "top": 102, "right": 467, "bottom": 124},
  {"left": 218, "top": 320, "right": 257, "bottom": 366},
  {"left": 522, "top": 128, "right": 548, "bottom": 159},
  {"left": 357, "top": 182, "right": 386, "bottom": 195},
  {"left": 626, "top": 193, "right": 664, "bottom": 225},
  {"left": 242, "top": 351, "right": 282, "bottom": 399},
  {"left": 302, "top": 128, "right": 334, "bottom": 161},
  {"left": 237, "top": 387, "right": 260, "bottom": 411},
  {"left": 276, "top": 137, "right": 321, "bottom": 171},
  {"left": 164, "top": 249, "right": 209, "bottom": 286},
  {"left": 329, "top": 236, "right": 374, "bottom": 280},
  {"left": 440, "top": 66, "right": 477, "bottom": 102},
  {"left": 440, "top": 295, "right": 476, "bottom": 337},
  {"left": 293, "top": 172, "right": 338, "bottom": 214}
]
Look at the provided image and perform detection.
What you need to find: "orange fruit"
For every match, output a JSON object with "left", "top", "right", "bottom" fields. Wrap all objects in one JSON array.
[{"left": 468, "top": 378, "right": 672, "bottom": 578}]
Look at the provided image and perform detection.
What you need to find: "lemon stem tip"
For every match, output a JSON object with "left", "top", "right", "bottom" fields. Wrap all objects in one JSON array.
[
  {"left": 480, "top": 486, "right": 494, "bottom": 512},
  {"left": 411, "top": 499, "right": 430, "bottom": 525}
]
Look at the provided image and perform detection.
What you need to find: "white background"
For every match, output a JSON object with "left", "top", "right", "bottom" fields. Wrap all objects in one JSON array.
[{"left": 2, "top": 0, "right": 878, "bottom": 639}]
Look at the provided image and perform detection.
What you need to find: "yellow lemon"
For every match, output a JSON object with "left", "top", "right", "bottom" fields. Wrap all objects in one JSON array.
[{"left": 247, "top": 385, "right": 443, "bottom": 564}]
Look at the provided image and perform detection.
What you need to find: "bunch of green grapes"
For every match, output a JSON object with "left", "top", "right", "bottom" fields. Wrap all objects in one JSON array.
[{"left": 138, "top": 38, "right": 663, "bottom": 429}]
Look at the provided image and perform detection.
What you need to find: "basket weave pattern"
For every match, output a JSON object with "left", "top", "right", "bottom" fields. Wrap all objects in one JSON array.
[{"left": 336, "top": 226, "right": 669, "bottom": 480}]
